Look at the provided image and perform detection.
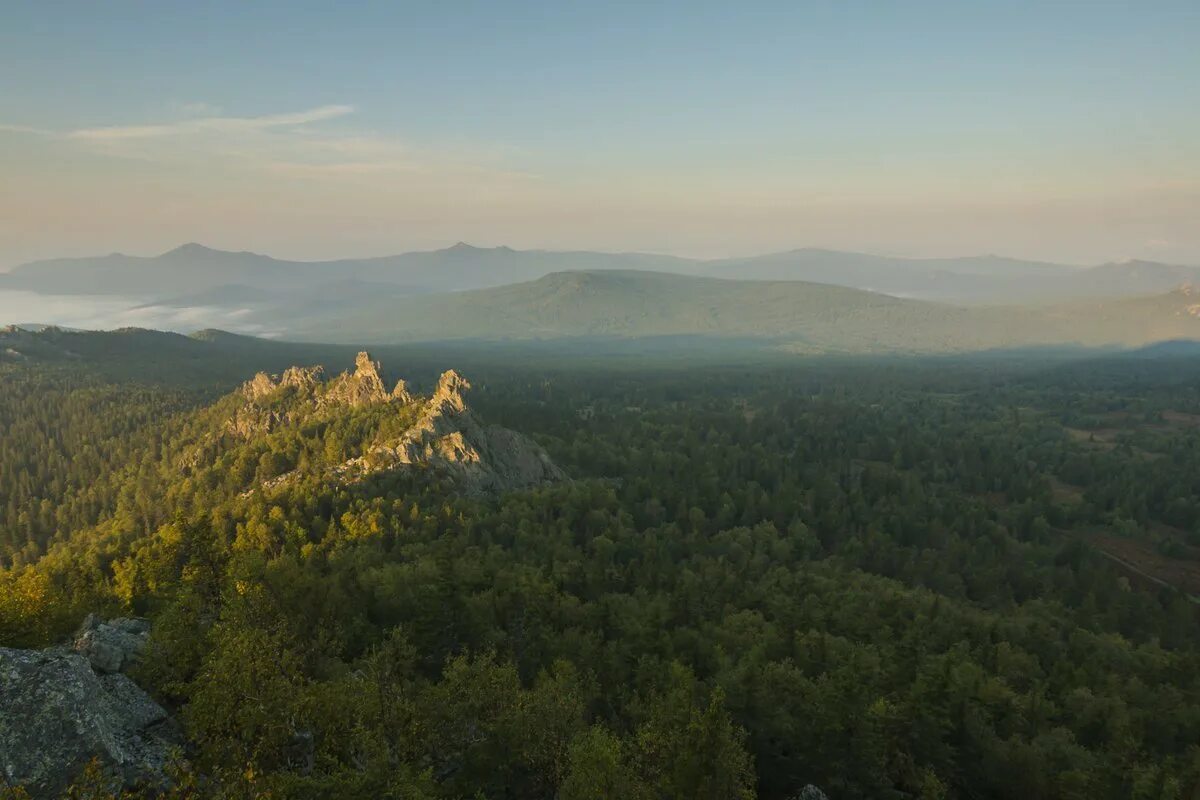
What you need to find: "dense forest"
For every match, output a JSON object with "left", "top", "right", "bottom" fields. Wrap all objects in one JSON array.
[{"left": 2, "top": 334, "right": 1200, "bottom": 799}]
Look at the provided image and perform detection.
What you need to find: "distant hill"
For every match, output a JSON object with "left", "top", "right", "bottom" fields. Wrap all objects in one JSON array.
[
  {"left": 5, "top": 242, "right": 1197, "bottom": 306},
  {"left": 700, "top": 250, "right": 1200, "bottom": 304},
  {"left": 283, "top": 270, "right": 1200, "bottom": 353},
  {"left": 5, "top": 279, "right": 1200, "bottom": 368}
]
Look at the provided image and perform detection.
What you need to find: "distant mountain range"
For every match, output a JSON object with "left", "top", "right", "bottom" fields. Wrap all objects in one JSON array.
[
  {"left": 0, "top": 242, "right": 693, "bottom": 298},
  {"left": 5, "top": 242, "right": 1199, "bottom": 305},
  {"left": 3, "top": 243, "right": 1200, "bottom": 354}
]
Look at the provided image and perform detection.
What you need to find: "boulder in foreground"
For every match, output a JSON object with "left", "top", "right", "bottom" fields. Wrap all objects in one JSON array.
[{"left": 0, "top": 618, "right": 179, "bottom": 798}]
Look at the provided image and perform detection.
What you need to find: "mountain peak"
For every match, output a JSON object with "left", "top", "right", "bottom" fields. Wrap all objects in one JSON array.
[
  {"left": 441, "top": 242, "right": 514, "bottom": 255},
  {"left": 159, "top": 243, "right": 225, "bottom": 259},
  {"left": 430, "top": 369, "right": 471, "bottom": 415},
  {"left": 322, "top": 351, "right": 390, "bottom": 408},
  {"left": 354, "top": 350, "right": 382, "bottom": 377},
  {"left": 166, "top": 242, "right": 213, "bottom": 253}
]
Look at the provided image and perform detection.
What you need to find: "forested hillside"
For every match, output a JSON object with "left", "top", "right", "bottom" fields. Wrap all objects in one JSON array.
[
  {"left": 280, "top": 271, "right": 1200, "bottom": 351},
  {"left": 2, "top": 339, "right": 1200, "bottom": 799}
]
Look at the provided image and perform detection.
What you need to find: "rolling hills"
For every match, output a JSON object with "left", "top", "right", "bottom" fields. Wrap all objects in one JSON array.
[
  {"left": 6, "top": 242, "right": 1198, "bottom": 306},
  {"left": 283, "top": 270, "right": 1200, "bottom": 353},
  {"left": 5, "top": 270, "right": 1200, "bottom": 356}
]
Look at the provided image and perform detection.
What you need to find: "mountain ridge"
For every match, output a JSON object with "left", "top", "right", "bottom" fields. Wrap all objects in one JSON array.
[{"left": 6, "top": 242, "right": 1196, "bottom": 305}]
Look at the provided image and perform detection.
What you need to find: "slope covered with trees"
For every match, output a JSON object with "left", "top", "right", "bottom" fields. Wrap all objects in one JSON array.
[{"left": 2, "top": 338, "right": 1200, "bottom": 799}]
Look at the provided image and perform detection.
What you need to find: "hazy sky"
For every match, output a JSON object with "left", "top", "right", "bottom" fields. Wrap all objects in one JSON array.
[{"left": 2, "top": 1, "right": 1197, "bottom": 267}]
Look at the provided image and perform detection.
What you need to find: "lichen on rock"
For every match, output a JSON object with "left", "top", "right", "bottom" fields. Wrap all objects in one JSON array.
[
  {"left": 72, "top": 614, "right": 150, "bottom": 674},
  {"left": 0, "top": 617, "right": 181, "bottom": 798}
]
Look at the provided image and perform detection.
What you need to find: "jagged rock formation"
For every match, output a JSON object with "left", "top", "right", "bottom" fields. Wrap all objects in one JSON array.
[
  {"left": 228, "top": 353, "right": 565, "bottom": 494},
  {"left": 228, "top": 365, "right": 329, "bottom": 437},
  {"left": 359, "top": 369, "right": 566, "bottom": 494},
  {"left": 241, "top": 364, "right": 326, "bottom": 401},
  {"left": 321, "top": 351, "right": 392, "bottom": 408},
  {"left": 0, "top": 617, "right": 179, "bottom": 798},
  {"left": 233, "top": 352, "right": 409, "bottom": 419},
  {"left": 391, "top": 377, "right": 414, "bottom": 404}
]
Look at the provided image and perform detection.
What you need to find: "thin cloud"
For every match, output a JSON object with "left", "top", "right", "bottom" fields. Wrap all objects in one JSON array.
[
  {"left": 174, "top": 101, "right": 223, "bottom": 116},
  {"left": 1, "top": 103, "right": 538, "bottom": 198},
  {"left": 0, "top": 123, "right": 54, "bottom": 136},
  {"left": 66, "top": 104, "right": 355, "bottom": 141}
]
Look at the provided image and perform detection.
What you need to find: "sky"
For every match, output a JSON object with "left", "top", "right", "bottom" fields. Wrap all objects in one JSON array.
[{"left": 1, "top": 0, "right": 1198, "bottom": 267}]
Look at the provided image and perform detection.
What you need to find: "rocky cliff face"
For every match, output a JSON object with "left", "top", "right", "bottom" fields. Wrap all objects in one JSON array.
[
  {"left": 359, "top": 368, "right": 567, "bottom": 494},
  {"left": 229, "top": 353, "right": 565, "bottom": 494},
  {"left": 233, "top": 352, "right": 411, "bottom": 418},
  {"left": 0, "top": 617, "right": 179, "bottom": 798},
  {"left": 321, "top": 351, "right": 392, "bottom": 408},
  {"left": 243, "top": 364, "right": 326, "bottom": 401}
]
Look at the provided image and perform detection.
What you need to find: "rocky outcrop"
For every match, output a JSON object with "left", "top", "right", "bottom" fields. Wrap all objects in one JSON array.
[
  {"left": 73, "top": 614, "right": 150, "bottom": 674},
  {"left": 391, "top": 378, "right": 414, "bottom": 404},
  {"left": 229, "top": 354, "right": 565, "bottom": 495},
  {"left": 242, "top": 370, "right": 278, "bottom": 400},
  {"left": 0, "top": 618, "right": 179, "bottom": 798},
  {"left": 794, "top": 786, "right": 831, "bottom": 800},
  {"left": 361, "top": 369, "right": 566, "bottom": 494},
  {"left": 241, "top": 364, "right": 326, "bottom": 401},
  {"left": 281, "top": 364, "right": 326, "bottom": 392},
  {"left": 232, "top": 353, "right": 398, "bottom": 436},
  {"left": 321, "top": 352, "right": 391, "bottom": 408},
  {"left": 232, "top": 366, "right": 328, "bottom": 436},
  {"left": 428, "top": 369, "right": 471, "bottom": 415}
]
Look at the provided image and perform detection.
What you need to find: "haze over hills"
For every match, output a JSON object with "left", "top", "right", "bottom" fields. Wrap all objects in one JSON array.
[
  {"left": 283, "top": 270, "right": 1200, "bottom": 352},
  {"left": 4, "top": 243, "right": 1200, "bottom": 354},
  {"left": 10, "top": 273, "right": 1195, "bottom": 357},
  {"left": 695, "top": 249, "right": 1083, "bottom": 302},
  {"left": 5, "top": 242, "right": 1200, "bottom": 307}
]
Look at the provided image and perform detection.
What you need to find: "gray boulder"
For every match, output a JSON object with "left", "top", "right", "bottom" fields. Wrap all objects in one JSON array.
[
  {"left": 73, "top": 614, "right": 150, "bottom": 674},
  {"left": 0, "top": 622, "right": 178, "bottom": 798},
  {"left": 794, "top": 785, "right": 831, "bottom": 800}
]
